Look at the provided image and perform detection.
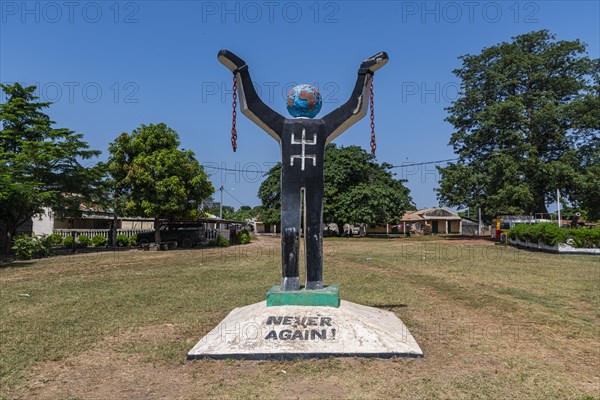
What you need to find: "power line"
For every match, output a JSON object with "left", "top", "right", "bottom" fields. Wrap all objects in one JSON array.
[
  {"left": 389, "top": 158, "right": 459, "bottom": 169},
  {"left": 214, "top": 158, "right": 460, "bottom": 209},
  {"left": 222, "top": 187, "right": 249, "bottom": 207},
  {"left": 203, "top": 157, "right": 459, "bottom": 174},
  {"left": 204, "top": 165, "right": 270, "bottom": 173}
]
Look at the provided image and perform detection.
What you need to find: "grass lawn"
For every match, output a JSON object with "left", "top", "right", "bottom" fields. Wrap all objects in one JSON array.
[{"left": 1, "top": 236, "right": 598, "bottom": 399}]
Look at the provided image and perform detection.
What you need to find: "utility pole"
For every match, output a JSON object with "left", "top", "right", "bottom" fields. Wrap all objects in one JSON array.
[
  {"left": 557, "top": 189, "right": 561, "bottom": 227},
  {"left": 478, "top": 207, "right": 482, "bottom": 236},
  {"left": 219, "top": 186, "right": 224, "bottom": 219}
]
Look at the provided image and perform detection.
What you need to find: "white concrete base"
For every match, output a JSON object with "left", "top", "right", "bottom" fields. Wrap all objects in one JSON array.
[{"left": 187, "top": 300, "right": 423, "bottom": 360}]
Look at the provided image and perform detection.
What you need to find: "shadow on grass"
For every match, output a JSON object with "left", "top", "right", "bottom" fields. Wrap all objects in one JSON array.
[
  {"left": 0, "top": 259, "right": 36, "bottom": 269},
  {"left": 0, "top": 245, "right": 255, "bottom": 267},
  {"left": 442, "top": 235, "right": 495, "bottom": 242},
  {"left": 325, "top": 235, "right": 493, "bottom": 242},
  {"left": 370, "top": 303, "right": 408, "bottom": 309},
  {"left": 0, "top": 246, "right": 137, "bottom": 268}
]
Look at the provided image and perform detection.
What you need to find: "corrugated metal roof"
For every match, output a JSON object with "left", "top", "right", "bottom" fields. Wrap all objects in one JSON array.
[{"left": 400, "top": 208, "right": 461, "bottom": 221}]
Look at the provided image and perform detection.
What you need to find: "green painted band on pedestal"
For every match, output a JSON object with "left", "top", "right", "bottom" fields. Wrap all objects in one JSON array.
[{"left": 267, "top": 285, "right": 340, "bottom": 308}]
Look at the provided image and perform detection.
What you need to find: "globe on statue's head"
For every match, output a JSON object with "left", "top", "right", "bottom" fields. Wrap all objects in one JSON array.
[{"left": 286, "top": 84, "right": 322, "bottom": 118}]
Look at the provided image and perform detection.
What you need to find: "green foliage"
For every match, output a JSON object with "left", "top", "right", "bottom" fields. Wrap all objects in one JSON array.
[
  {"left": 572, "top": 163, "right": 600, "bottom": 221},
  {"left": 569, "top": 228, "right": 600, "bottom": 248},
  {"left": 91, "top": 234, "right": 108, "bottom": 247},
  {"left": 236, "top": 230, "right": 251, "bottom": 244},
  {"left": 436, "top": 30, "right": 600, "bottom": 221},
  {"left": 62, "top": 236, "right": 74, "bottom": 247},
  {"left": 107, "top": 123, "right": 214, "bottom": 243},
  {"left": 203, "top": 200, "right": 235, "bottom": 219},
  {"left": 116, "top": 234, "right": 131, "bottom": 247},
  {"left": 507, "top": 224, "right": 524, "bottom": 240},
  {"left": 0, "top": 83, "right": 105, "bottom": 253},
  {"left": 46, "top": 233, "right": 63, "bottom": 246},
  {"left": 559, "top": 207, "right": 588, "bottom": 222},
  {"left": 209, "top": 235, "right": 230, "bottom": 247},
  {"left": 258, "top": 145, "right": 413, "bottom": 225},
  {"left": 11, "top": 235, "right": 51, "bottom": 260},
  {"left": 76, "top": 235, "right": 91, "bottom": 248},
  {"left": 129, "top": 234, "right": 138, "bottom": 247},
  {"left": 509, "top": 223, "right": 600, "bottom": 248},
  {"left": 527, "top": 224, "right": 567, "bottom": 246},
  {"left": 257, "top": 163, "right": 283, "bottom": 224},
  {"left": 228, "top": 205, "right": 262, "bottom": 222}
]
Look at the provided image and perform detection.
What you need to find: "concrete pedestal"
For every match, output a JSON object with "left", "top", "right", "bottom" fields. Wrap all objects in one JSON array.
[
  {"left": 187, "top": 300, "right": 423, "bottom": 360},
  {"left": 267, "top": 285, "right": 340, "bottom": 307}
]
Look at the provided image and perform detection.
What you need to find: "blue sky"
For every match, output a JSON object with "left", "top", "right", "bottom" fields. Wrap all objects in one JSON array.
[{"left": 1, "top": 0, "right": 598, "bottom": 210}]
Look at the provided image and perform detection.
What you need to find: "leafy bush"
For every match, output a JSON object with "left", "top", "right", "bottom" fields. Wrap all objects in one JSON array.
[
  {"left": 116, "top": 234, "right": 131, "bottom": 247},
  {"left": 533, "top": 223, "right": 567, "bottom": 246},
  {"left": 569, "top": 228, "right": 600, "bottom": 248},
  {"left": 92, "top": 234, "right": 108, "bottom": 247},
  {"left": 11, "top": 235, "right": 51, "bottom": 260},
  {"left": 522, "top": 223, "right": 542, "bottom": 243},
  {"left": 508, "top": 224, "right": 527, "bottom": 240},
  {"left": 46, "top": 233, "right": 63, "bottom": 246},
  {"left": 77, "top": 235, "right": 91, "bottom": 248},
  {"left": 63, "top": 235, "right": 75, "bottom": 247},
  {"left": 209, "top": 235, "right": 230, "bottom": 247},
  {"left": 236, "top": 230, "right": 251, "bottom": 244},
  {"left": 509, "top": 223, "right": 600, "bottom": 248},
  {"left": 129, "top": 234, "right": 138, "bottom": 247}
]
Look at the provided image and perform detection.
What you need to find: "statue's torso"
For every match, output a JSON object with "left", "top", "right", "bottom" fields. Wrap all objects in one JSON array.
[{"left": 280, "top": 119, "right": 327, "bottom": 185}]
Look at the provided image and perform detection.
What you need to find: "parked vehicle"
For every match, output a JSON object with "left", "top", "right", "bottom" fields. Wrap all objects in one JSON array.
[
  {"left": 341, "top": 223, "right": 367, "bottom": 237},
  {"left": 136, "top": 221, "right": 205, "bottom": 248},
  {"left": 492, "top": 215, "right": 553, "bottom": 240}
]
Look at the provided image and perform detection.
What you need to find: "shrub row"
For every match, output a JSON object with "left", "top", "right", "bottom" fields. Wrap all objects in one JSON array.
[
  {"left": 508, "top": 223, "right": 600, "bottom": 248},
  {"left": 116, "top": 234, "right": 137, "bottom": 247},
  {"left": 208, "top": 230, "right": 252, "bottom": 247},
  {"left": 208, "top": 235, "right": 230, "bottom": 247},
  {"left": 13, "top": 230, "right": 249, "bottom": 259},
  {"left": 61, "top": 234, "right": 136, "bottom": 248},
  {"left": 41, "top": 233, "right": 137, "bottom": 248},
  {"left": 12, "top": 233, "right": 138, "bottom": 260}
]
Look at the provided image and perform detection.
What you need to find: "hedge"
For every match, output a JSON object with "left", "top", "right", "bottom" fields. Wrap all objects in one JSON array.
[{"left": 508, "top": 223, "right": 600, "bottom": 248}]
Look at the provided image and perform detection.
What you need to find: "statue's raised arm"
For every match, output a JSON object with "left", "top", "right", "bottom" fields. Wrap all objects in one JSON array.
[
  {"left": 218, "top": 49, "right": 285, "bottom": 142},
  {"left": 323, "top": 51, "right": 388, "bottom": 143}
]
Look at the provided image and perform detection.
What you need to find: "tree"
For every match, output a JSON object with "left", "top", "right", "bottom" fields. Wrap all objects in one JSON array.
[
  {"left": 227, "top": 205, "right": 251, "bottom": 221},
  {"left": 107, "top": 123, "right": 214, "bottom": 243},
  {"left": 202, "top": 199, "right": 235, "bottom": 219},
  {"left": 0, "top": 83, "right": 104, "bottom": 252},
  {"left": 569, "top": 69, "right": 600, "bottom": 220},
  {"left": 257, "top": 163, "right": 284, "bottom": 224},
  {"left": 229, "top": 205, "right": 264, "bottom": 222},
  {"left": 258, "top": 145, "right": 413, "bottom": 228},
  {"left": 436, "top": 30, "right": 599, "bottom": 221}
]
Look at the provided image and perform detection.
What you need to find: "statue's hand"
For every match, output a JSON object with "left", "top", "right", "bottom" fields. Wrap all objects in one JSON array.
[
  {"left": 360, "top": 51, "right": 389, "bottom": 73},
  {"left": 217, "top": 49, "right": 247, "bottom": 72}
]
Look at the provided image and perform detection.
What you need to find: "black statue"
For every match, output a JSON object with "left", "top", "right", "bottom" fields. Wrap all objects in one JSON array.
[{"left": 218, "top": 49, "right": 388, "bottom": 291}]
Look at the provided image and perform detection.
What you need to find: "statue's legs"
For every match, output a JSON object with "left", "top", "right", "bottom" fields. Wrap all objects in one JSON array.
[
  {"left": 281, "top": 183, "right": 301, "bottom": 291},
  {"left": 304, "top": 180, "right": 324, "bottom": 290}
]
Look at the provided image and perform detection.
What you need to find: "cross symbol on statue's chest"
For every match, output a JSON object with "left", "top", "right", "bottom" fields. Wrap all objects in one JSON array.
[{"left": 290, "top": 128, "right": 317, "bottom": 171}]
